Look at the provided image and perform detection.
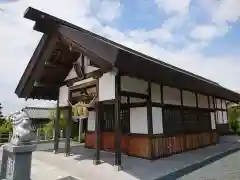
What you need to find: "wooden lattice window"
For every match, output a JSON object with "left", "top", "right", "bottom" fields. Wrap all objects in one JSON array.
[
  {"left": 198, "top": 110, "right": 211, "bottom": 132},
  {"left": 163, "top": 106, "right": 183, "bottom": 135},
  {"left": 182, "top": 108, "right": 198, "bottom": 133}
]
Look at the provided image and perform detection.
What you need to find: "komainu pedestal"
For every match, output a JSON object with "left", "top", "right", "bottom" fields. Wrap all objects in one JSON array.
[
  {"left": 0, "top": 110, "right": 37, "bottom": 180},
  {"left": 1, "top": 144, "right": 37, "bottom": 180}
]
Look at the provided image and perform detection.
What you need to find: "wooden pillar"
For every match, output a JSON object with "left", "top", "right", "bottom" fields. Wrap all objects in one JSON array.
[
  {"left": 147, "top": 82, "right": 153, "bottom": 159},
  {"left": 94, "top": 79, "right": 101, "bottom": 165},
  {"left": 114, "top": 72, "right": 122, "bottom": 170},
  {"left": 65, "top": 90, "right": 72, "bottom": 157},
  {"left": 53, "top": 89, "right": 60, "bottom": 153}
]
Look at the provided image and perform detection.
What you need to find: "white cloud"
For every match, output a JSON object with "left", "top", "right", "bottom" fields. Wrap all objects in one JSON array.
[
  {"left": 155, "top": 0, "right": 191, "bottom": 15},
  {"left": 212, "top": 0, "right": 240, "bottom": 24},
  {"left": 190, "top": 24, "right": 229, "bottom": 41},
  {"left": 128, "top": 28, "right": 173, "bottom": 43},
  {"left": 95, "top": 0, "right": 122, "bottom": 22}
]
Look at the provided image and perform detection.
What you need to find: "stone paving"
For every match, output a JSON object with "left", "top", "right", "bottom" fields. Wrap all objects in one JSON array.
[
  {"left": 178, "top": 150, "right": 240, "bottom": 180},
  {"left": 30, "top": 142, "right": 240, "bottom": 180},
  {"left": 1, "top": 140, "right": 240, "bottom": 180}
]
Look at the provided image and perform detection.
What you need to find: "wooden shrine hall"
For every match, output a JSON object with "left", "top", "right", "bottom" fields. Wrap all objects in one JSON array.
[{"left": 15, "top": 7, "right": 240, "bottom": 169}]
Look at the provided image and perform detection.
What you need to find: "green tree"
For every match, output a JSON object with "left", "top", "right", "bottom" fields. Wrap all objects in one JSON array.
[
  {"left": 41, "top": 109, "right": 67, "bottom": 138},
  {"left": 228, "top": 105, "right": 240, "bottom": 134}
]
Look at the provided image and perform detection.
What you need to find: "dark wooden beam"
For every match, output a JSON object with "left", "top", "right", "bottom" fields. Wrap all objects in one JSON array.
[
  {"left": 94, "top": 79, "right": 101, "bottom": 165},
  {"left": 114, "top": 72, "right": 122, "bottom": 170},
  {"left": 147, "top": 82, "right": 153, "bottom": 159},
  {"left": 65, "top": 89, "right": 72, "bottom": 157},
  {"left": 53, "top": 89, "right": 60, "bottom": 153},
  {"left": 64, "top": 69, "right": 102, "bottom": 87},
  {"left": 161, "top": 84, "right": 164, "bottom": 104},
  {"left": 120, "top": 91, "right": 148, "bottom": 99}
]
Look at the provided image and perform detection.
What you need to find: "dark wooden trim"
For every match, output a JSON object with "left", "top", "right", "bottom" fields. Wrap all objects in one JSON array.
[
  {"left": 127, "top": 96, "right": 130, "bottom": 104},
  {"left": 69, "top": 80, "right": 97, "bottom": 91},
  {"left": 65, "top": 69, "right": 102, "bottom": 87},
  {"left": 195, "top": 93, "right": 199, "bottom": 108},
  {"left": 152, "top": 102, "right": 163, "bottom": 107},
  {"left": 65, "top": 89, "right": 72, "bottom": 156},
  {"left": 147, "top": 81, "right": 153, "bottom": 158},
  {"left": 81, "top": 54, "right": 85, "bottom": 77},
  {"left": 160, "top": 84, "right": 164, "bottom": 104},
  {"left": 121, "top": 102, "right": 147, "bottom": 108},
  {"left": 120, "top": 91, "right": 148, "bottom": 99},
  {"left": 115, "top": 72, "right": 122, "bottom": 167},
  {"left": 53, "top": 89, "right": 60, "bottom": 153},
  {"left": 94, "top": 78, "right": 101, "bottom": 165},
  {"left": 207, "top": 95, "right": 211, "bottom": 109}
]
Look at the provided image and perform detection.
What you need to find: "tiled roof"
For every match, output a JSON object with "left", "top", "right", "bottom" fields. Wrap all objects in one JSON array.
[{"left": 23, "top": 107, "right": 55, "bottom": 119}]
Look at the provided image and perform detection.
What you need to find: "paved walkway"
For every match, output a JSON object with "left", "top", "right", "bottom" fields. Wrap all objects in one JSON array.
[{"left": 29, "top": 141, "right": 240, "bottom": 180}]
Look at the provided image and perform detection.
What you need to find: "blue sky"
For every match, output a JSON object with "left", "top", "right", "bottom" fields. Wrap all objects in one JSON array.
[{"left": 0, "top": 0, "right": 240, "bottom": 115}]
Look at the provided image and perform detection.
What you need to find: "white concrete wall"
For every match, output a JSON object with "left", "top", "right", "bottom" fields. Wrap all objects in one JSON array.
[
  {"left": 151, "top": 83, "right": 161, "bottom": 103},
  {"left": 223, "top": 111, "right": 228, "bottom": 123},
  {"left": 99, "top": 72, "right": 115, "bottom": 101},
  {"left": 65, "top": 55, "right": 99, "bottom": 81},
  {"left": 87, "top": 110, "right": 96, "bottom": 131},
  {"left": 84, "top": 56, "right": 99, "bottom": 73},
  {"left": 163, "top": 86, "right": 181, "bottom": 105},
  {"left": 130, "top": 107, "right": 148, "bottom": 134},
  {"left": 216, "top": 111, "right": 223, "bottom": 124},
  {"left": 216, "top": 99, "right": 222, "bottom": 109},
  {"left": 222, "top": 100, "right": 227, "bottom": 109},
  {"left": 59, "top": 85, "right": 68, "bottom": 106},
  {"left": 182, "top": 90, "right": 196, "bottom": 107},
  {"left": 152, "top": 107, "right": 163, "bottom": 134},
  {"left": 210, "top": 112, "right": 216, "bottom": 130},
  {"left": 121, "top": 76, "right": 148, "bottom": 95},
  {"left": 198, "top": 94, "right": 208, "bottom": 108}
]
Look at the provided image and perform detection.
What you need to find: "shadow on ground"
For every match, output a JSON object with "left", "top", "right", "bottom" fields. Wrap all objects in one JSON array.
[{"left": 36, "top": 142, "right": 240, "bottom": 180}]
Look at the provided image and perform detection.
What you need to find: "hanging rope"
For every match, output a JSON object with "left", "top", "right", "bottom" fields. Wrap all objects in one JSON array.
[{"left": 68, "top": 95, "right": 97, "bottom": 118}]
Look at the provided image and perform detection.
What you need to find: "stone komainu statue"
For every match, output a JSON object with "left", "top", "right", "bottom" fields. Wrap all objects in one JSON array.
[{"left": 9, "top": 110, "right": 35, "bottom": 145}]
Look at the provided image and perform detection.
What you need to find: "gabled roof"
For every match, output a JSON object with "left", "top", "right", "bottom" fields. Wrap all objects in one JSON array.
[
  {"left": 15, "top": 7, "right": 240, "bottom": 102},
  {"left": 23, "top": 106, "right": 54, "bottom": 119}
]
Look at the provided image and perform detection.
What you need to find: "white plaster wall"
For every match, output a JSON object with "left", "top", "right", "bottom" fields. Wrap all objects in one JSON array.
[
  {"left": 151, "top": 83, "right": 161, "bottom": 103},
  {"left": 210, "top": 112, "right": 216, "bottom": 130},
  {"left": 130, "top": 107, "right": 148, "bottom": 134},
  {"left": 65, "top": 67, "right": 77, "bottom": 80},
  {"left": 216, "top": 99, "right": 222, "bottom": 109},
  {"left": 121, "top": 76, "right": 148, "bottom": 95},
  {"left": 182, "top": 90, "right": 196, "bottom": 107},
  {"left": 130, "top": 97, "right": 146, "bottom": 103},
  {"left": 152, "top": 107, "right": 163, "bottom": 134},
  {"left": 64, "top": 55, "right": 99, "bottom": 81},
  {"left": 163, "top": 86, "right": 181, "bottom": 105},
  {"left": 84, "top": 56, "right": 99, "bottom": 73},
  {"left": 209, "top": 96, "right": 214, "bottom": 109},
  {"left": 216, "top": 111, "right": 223, "bottom": 124},
  {"left": 198, "top": 94, "right": 208, "bottom": 108},
  {"left": 222, "top": 100, "right": 227, "bottom": 109},
  {"left": 99, "top": 72, "right": 115, "bottom": 101},
  {"left": 223, "top": 111, "right": 228, "bottom": 124},
  {"left": 59, "top": 85, "right": 68, "bottom": 107},
  {"left": 87, "top": 110, "right": 96, "bottom": 131}
]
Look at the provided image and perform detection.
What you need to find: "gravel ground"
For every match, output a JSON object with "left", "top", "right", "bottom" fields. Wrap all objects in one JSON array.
[{"left": 178, "top": 150, "right": 240, "bottom": 180}]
